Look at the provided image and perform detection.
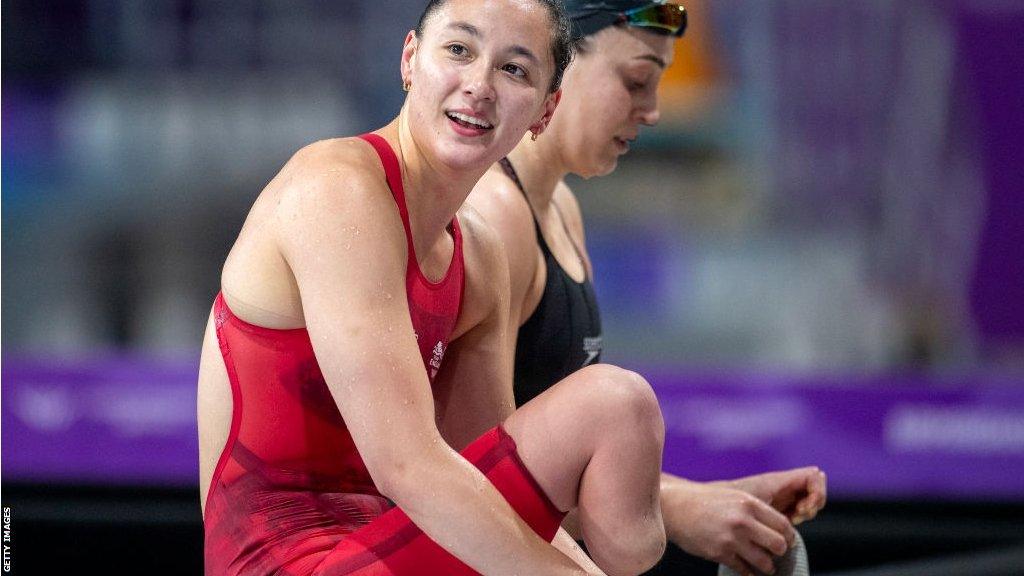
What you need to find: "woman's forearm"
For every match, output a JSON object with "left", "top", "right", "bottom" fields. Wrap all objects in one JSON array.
[
  {"left": 551, "top": 527, "right": 606, "bottom": 575},
  {"left": 386, "top": 443, "right": 587, "bottom": 576}
]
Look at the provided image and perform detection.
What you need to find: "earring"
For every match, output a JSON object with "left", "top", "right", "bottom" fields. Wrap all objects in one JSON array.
[
  {"left": 531, "top": 132, "right": 539, "bottom": 142},
  {"left": 403, "top": 79, "right": 411, "bottom": 92}
]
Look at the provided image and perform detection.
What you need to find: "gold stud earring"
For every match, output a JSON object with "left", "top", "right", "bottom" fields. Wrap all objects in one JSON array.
[
  {"left": 403, "top": 80, "right": 411, "bottom": 92},
  {"left": 531, "top": 131, "right": 539, "bottom": 142}
]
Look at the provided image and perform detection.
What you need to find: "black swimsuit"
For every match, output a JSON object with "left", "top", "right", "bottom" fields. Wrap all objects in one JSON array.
[{"left": 500, "top": 158, "right": 603, "bottom": 408}]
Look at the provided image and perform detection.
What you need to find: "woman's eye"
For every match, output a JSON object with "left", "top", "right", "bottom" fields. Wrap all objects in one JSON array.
[
  {"left": 447, "top": 44, "right": 468, "bottom": 57},
  {"left": 503, "top": 63, "right": 526, "bottom": 78}
]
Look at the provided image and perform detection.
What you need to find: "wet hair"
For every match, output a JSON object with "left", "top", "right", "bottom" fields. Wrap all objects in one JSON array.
[{"left": 414, "top": 0, "right": 576, "bottom": 93}]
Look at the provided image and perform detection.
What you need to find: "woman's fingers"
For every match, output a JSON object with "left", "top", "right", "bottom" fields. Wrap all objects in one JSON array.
[
  {"left": 749, "top": 498, "right": 795, "bottom": 552},
  {"left": 723, "top": 553, "right": 763, "bottom": 576}
]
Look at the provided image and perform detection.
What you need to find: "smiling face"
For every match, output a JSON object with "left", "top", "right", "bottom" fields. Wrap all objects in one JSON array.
[
  {"left": 402, "top": 0, "right": 561, "bottom": 173},
  {"left": 549, "top": 25, "right": 676, "bottom": 178}
]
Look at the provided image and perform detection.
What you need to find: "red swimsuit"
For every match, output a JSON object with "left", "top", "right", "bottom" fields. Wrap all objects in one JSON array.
[{"left": 203, "top": 134, "right": 565, "bottom": 575}]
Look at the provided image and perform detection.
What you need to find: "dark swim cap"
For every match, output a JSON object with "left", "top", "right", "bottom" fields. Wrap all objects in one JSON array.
[{"left": 564, "top": 1, "right": 688, "bottom": 39}]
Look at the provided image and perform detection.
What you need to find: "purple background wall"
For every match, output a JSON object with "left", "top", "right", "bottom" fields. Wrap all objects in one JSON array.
[
  {"left": 5, "top": 357, "right": 1023, "bottom": 499},
  {"left": 963, "top": 7, "right": 1024, "bottom": 346}
]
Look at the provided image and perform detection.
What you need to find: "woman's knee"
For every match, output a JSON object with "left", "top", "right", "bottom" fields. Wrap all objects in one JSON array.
[{"left": 578, "top": 364, "right": 664, "bottom": 433}]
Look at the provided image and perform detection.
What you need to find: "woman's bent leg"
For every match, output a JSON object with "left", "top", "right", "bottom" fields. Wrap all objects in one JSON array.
[
  {"left": 307, "top": 364, "right": 665, "bottom": 575},
  {"left": 503, "top": 364, "right": 668, "bottom": 576}
]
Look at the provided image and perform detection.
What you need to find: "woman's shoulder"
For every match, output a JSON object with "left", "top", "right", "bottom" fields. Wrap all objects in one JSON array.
[
  {"left": 271, "top": 137, "right": 394, "bottom": 215},
  {"left": 457, "top": 203, "right": 506, "bottom": 262},
  {"left": 449, "top": 204, "right": 514, "bottom": 331},
  {"left": 284, "top": 136, "right": 387, "bottom": 187},
  {"left": 467, "top": 164, "right": 536, "bottom": 249},
  {"left": 267, "top": 137, "right": 408, "bottom": 258},
  {"left": 465, "top": 165, "right": 542, "bottom": 309}
]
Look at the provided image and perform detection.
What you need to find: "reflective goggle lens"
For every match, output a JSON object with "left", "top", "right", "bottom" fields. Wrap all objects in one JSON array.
[{"left": 622, "top": 3, "right": 688, "bottom": 37}]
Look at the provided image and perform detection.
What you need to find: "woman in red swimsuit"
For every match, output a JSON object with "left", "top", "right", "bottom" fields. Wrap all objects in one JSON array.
[{"left": 197, "top": 1, "right": 664, "bottom": 574}]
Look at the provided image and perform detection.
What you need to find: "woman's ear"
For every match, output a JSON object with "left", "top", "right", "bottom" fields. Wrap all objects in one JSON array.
[
  {"left": 400, "top": 30, "right": 418, "bottom": 89},
  {"left": 529, "top": 89, "right": 562, "bottom": 136}
]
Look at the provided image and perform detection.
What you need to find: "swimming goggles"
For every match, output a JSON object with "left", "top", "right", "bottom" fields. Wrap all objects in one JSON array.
[{"left": 618, "top": 2, "right": 688, "bottom": 37}]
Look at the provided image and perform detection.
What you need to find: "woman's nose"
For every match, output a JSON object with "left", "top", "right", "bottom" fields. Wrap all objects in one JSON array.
[{"left": 463, "top": 62, "right": 496, "bottom": 102}]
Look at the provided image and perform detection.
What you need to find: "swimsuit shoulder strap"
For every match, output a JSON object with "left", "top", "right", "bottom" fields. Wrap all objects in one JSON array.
[
  {"left": 499, "top": 157, "right": 548, "bottom": 253},
  {"left": 359, "top": 133, "right": 416, "bottom": 260}
]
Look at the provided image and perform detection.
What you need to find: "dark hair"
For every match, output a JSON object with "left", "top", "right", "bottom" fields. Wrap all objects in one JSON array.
[{"left": 414, "top": 0, "right": 576, "bottom": 93}]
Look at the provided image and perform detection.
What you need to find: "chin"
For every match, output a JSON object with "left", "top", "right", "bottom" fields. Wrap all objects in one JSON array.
[
  {"left": 572, "top": 152, "right": 617, "bottom": 179},
  {"left": 435, "top": 137, "right": 499, "bottom": 172},
  {"left": 588, "top": 157, "right": 619, "bottom": 179},
  {"left": 597, "top": 160, "right": 619, "bottom": 177}
]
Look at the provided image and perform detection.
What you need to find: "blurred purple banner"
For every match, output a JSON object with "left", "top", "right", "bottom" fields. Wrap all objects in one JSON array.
[
  {"left": 3, "top": 356, "right": 1024, "bottom": 499},
  {"left": 651, "top": 369, "right": 1024, "bottom": 500},
  {"left": 2, "top": 356, "right": 199, "bottom": 486}
]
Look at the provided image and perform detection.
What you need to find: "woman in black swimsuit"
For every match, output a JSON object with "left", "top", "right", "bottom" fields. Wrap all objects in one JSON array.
[{"left": 468, "top": 3, "right": 825, "bottom": 575}]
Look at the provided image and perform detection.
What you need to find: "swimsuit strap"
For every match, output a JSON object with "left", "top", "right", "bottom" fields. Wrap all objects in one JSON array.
[
  {"left": 359, "top": 133, "right": 417, "bottom": 262},
  {"left": 498, "top": 157, "right": 586, "bottom": 271}
]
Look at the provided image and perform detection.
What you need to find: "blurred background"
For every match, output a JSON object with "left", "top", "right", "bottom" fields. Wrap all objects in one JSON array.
[{"left": 3, "top": 0, "right": 1024, "bottom": 574}]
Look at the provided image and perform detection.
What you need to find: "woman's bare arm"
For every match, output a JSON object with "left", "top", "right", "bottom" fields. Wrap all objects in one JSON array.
[{"left": 275, "top": 145, "right": 587, "bottom": 576}]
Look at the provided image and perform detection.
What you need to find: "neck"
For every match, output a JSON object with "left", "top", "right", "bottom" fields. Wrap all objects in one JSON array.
[
  {"left": 382, "top": 107, "right": 488, "bottom": 258},
  {"left": 505, "top": 132, "right": 570, "bottom": 213}
]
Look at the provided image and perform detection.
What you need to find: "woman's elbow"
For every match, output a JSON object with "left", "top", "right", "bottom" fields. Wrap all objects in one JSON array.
[{"left": 364, "top": 440, "right": 440, "bottom": 503}]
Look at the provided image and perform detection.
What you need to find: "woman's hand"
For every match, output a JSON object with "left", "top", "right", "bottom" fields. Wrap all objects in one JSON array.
[
  {"left": 660, "top": 476, "right": 796, "bottom": 576},
  {"left": 721, "top": 467, "right": 828, "bottom": 525}
]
